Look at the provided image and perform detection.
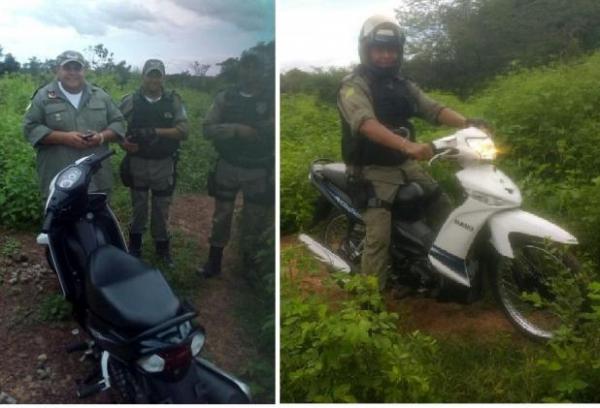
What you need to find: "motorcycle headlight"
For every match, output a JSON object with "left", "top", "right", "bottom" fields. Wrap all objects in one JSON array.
[
  {"left": 137, "top": 354, "right": 165, "bottom": 373},
  {"left": 191, "top": 332, "right": 205, "bottom": 356},
  {"left": 467, "top": 137, "right": 497, "bottom": 160},
  {"left": 56, "top": 167, "right": 82, "bottom": 189}
]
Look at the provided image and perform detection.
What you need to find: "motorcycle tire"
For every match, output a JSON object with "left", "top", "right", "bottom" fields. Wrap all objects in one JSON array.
[
  {"left": 108, "top": 358, "right": 149, "bottom": 403},
  {"left": 322, "top": 210, "right": 364, "bottom": 271},
  {"left": 492, "top": 240, "right": 581, "bottom": 342}
]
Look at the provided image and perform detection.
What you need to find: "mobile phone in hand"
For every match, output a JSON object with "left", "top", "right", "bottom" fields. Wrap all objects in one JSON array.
[{"left": 81, "top": 131, "right": 95, "bottom": 140}]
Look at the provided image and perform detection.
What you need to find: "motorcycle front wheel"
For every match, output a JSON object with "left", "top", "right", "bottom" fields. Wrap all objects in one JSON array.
[{"left": 492, "top": 242, "right": 580, "bottom": 341}]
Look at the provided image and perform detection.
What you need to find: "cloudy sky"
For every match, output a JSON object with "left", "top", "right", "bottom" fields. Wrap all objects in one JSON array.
[
  {"left": 279, "top": 0, "right": 401, "bottom": 72},
  {"left": 0, "top": 0, "right": 274, "bottom": 74}
]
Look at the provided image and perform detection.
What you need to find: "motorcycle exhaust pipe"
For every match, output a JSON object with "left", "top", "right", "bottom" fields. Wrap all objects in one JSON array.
[{"left": 298, "top": 234, "right": 351, "bottom": 273}]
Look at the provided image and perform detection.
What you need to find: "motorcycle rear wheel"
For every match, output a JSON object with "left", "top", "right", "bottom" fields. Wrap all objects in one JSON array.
[
  {"left": 108, "top": 358, "right": 149, "bottom": 403},
  {"left": 493, "top": 242, "right": 580, "bottom": 341},
  {"left": 322, "top": 211, "right": 364, "bottom": 270}
]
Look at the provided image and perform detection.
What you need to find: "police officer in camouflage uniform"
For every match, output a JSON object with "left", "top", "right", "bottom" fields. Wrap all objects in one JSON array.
[
  {"left": 119, "top": 59, "right": 188, "bottom": 266},
  {"left": 23, "top": 50, "right": 126, "bottom": 200},
  {"left": 200, "top": 51, "right": 274, "bottom": 278},
  {"left": 338, "top": 16, "right": 486, "bottom": 291}
]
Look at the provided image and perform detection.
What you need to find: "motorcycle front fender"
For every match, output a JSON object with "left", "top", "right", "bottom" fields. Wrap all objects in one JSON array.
[
  {"left": 488, "top": 209, "right": 578, "bottom": 258},
  {"left": 144, "top": 357, "right": 251, "bottom": 403}
]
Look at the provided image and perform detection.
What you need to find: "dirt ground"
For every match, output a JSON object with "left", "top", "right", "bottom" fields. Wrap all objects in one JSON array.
[
  {"left": 282, "top": 235, "right": 518, "bottom": 341},
  {"left": 0, "top": 194, "right": 266, "bottom": 403}
]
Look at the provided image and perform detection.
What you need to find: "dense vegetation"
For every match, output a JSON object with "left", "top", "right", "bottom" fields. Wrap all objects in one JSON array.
[
  {"left": 397, "top": 0, "right": 600, "bottom": 95},
  {"left": 281, "top": 246, "right": 600, "bottom": 402},
  {"left": 280, "top": 0, "right": 600, "bottom": 401}
]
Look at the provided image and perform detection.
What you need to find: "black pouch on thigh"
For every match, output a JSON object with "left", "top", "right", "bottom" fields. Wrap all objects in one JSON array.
[
  {"left": 207, "top": 168, "right": 217, "bottom": 197},
  {"left": 119, "top": 154, "right": 133, "bottom": 188},
  {"left": 348, "top": 176, "right": 375, "bottom": 210}
]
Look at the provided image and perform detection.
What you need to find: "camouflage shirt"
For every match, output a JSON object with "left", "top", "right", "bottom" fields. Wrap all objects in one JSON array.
[{"left": 23, "top": 80, "right": 126, "bottom": 198}]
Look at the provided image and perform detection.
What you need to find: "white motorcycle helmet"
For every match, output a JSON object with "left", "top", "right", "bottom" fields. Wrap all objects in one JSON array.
[{"left": 358, "top": 15, "right": 406, "bottom": 76}]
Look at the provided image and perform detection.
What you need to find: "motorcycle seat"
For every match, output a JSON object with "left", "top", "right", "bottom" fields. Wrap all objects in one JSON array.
[
  {"left": 85, "top": 245, "right": 180, "bottom": 332},
  {"left": 320, "top": 162, "right": 348, "bottom": 190},
  {"left": 394, "top": 182, "right": 426, "bottom": 204}
]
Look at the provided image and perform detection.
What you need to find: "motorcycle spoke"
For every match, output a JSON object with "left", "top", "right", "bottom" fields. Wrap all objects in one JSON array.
[{"left": 496, "top": 244, "right": 576, "bottom": 340}]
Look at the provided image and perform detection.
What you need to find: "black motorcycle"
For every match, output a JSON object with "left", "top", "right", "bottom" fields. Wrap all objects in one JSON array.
[{"left": 37, "top": 150, "right": 251, "bottom": 403}]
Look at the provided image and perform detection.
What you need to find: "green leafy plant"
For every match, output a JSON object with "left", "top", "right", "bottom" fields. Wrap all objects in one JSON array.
[
  {"left": 38, "top": 293, "right": 72, "bottom": 322},
  {"left": 281, "top": 272, "right": 438, "bottom": 403},
  {"left": 0, "top": 236, "right": 22, "bottom": 258},
  {"left": 533, "top": 258, "right": 600, "bottom": 402}
]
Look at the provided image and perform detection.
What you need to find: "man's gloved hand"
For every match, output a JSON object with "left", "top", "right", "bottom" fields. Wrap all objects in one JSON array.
[
  {"left": 465, "top": 118, "right": 492, "bottom": 131},
  {"left": 128, "top": 128, "right": 159, "bottom": 145}
]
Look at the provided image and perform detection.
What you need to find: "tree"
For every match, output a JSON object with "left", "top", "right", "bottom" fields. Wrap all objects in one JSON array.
[
  {"left": 190, "top": 61, "right": 211, "bottom": 77},
  {"left": 23, "top": 56, "right": 43, "bottom": 75},
  {"left": 85, "top": 43, "right": 114, "bottom": 71},
  {"left": 396, "top": 0, "right": 600, "bottom": 96},
  {"left": 0, "top": 53, "right": 21, "bottom": 74}
]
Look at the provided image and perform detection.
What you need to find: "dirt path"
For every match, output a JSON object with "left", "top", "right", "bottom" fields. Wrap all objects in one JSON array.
[
  {"left": 170, "top": 195, "right": 260, "bottom": 375},
  {"left": 0, "top": 194, "right": 264, "bottom": 403},
  {"left": 282, "top": 235, "right": 518, "bottom": 341}
]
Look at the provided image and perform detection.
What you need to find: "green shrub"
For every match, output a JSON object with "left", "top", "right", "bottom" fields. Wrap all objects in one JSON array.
[
  {"left": 0, "top": 236, "right": 22, "bottom": 258},
  {"left": 281, "top": 270, "right": 437, "bottom": 403},
  {"left": 533, "top": 258, "right": 600, "bottom": 402},
  {"left": 38, "top": 293, "right": 71, "bottom": 322},
  {"left": 280, "top": 94, "right": 340, "bottom": 232}
]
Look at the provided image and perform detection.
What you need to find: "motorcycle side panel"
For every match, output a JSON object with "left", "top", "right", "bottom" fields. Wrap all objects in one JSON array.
[
  {"left": 456, "top": 164, "right": 522, "bottom": 206},
  {"left": 428, "top": 197, "right": 500, "bottom": 287},
  {"left": 309, "top": 171, "right": 362, "bottom": 223},
  {"left": 488, "top": 209, "right": 578, "bottom": 258}
]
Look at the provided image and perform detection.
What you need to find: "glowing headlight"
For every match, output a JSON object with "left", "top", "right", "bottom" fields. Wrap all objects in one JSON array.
[
  {"left": 467, "top": 137, "right": 497, "bottom": 160},
  {"left": 137, "top": 354, "right": 165, "bottom": 373},
  {"left": 56, "top": 167, "right": 82, "bottom": 189}
]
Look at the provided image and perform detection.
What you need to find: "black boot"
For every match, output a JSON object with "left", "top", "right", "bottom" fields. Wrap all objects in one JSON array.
[
  {"left": 156, "top": 240, "right": 174, "bottom": 268},
  {"left": 129, "top": 232, "right": 142, "bottom": 258},
  {"left": 198, "top": 246, "right": 223, "bottom": 278}
]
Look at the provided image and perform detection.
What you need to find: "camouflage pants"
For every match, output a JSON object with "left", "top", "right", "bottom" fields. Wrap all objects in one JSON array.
[
  {"left": 359, "top": 160, "right": 451, "bottom": 290},
  {"left": 209, "top": 159, "right": 273, "bottom": 260},
  {"left": 129, "top": 156, "right": 175, "bottom": 242}
]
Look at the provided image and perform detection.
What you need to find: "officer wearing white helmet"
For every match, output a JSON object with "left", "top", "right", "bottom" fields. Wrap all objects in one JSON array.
[{"left": 338, "top": 15, "right": 489, "bottom": 292}]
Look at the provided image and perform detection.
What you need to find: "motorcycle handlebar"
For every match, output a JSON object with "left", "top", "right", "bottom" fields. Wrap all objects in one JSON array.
[
  {"left": 430, "top": 142, "right": 459, "bottom": 156},
  {"left": 89, "top": 149, "right": 115, "bottom": 166}
]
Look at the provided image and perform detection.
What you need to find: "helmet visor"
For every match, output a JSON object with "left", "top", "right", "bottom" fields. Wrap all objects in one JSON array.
[{"left": 370, "top": 27, "right": 402, "bottom": 47}]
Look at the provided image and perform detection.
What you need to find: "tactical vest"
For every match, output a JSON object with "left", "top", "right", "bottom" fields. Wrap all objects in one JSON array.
[
  {"left": 341, "top": 68, "right": 416, "bottom": 166},
  {"left": 130, "top": 90, "right": 179, "bottom": 159},
  {"left": 213, "top": 87, "right": 274, "bottom": 168}
]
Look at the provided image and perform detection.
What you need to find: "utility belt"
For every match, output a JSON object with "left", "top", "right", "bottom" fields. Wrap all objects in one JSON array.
[
  {"left": 119, "top": 152, "right": 179, "bottom": 197},
  {"left": 347, "top": 168, "right": 393, "bottom": 210}
]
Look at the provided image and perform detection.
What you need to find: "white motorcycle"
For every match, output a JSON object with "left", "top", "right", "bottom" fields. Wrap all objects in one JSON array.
[{"left": 304, "top": 127, "right": 579, "bottom": 341}]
